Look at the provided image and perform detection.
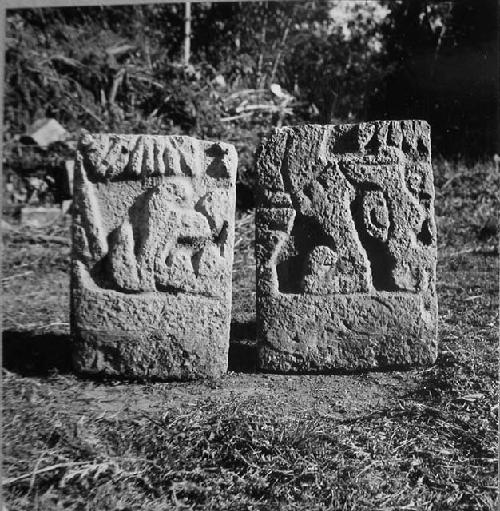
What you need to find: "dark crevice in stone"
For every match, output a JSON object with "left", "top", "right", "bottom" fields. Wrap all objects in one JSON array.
[
  {"left": 206, "top": 160, "right": 229, "bottom": 178},
  {"left": 402, "top": 135, "right": 414, "bottom": 154},
  {"left": 388, "top": 123, "right": 402, "bottom": 148},
  {"left": 155, "top": 282, "right": 183, "bottom": 294},
  {"left": 132, "top": 227, "right": 141, "bottom": 258},
  {"left": 419, "top": 190, "right": 432, "bottom": 203},
  {"left": 214, "top": 221, "right": 229, "bottom": 257},
  {"left": 165, "top": 251, "right": 174, "bottom": 266},
  {"left": 129, "top": 189, "right": 154, "bottom": 256},
  {"left": 88, "top": 255, "right": 142, "bottom": 295},
  {"left": 303, "top": 182, "right": 315, "bottom": 202},
  {"left": 276, "top": 212, "right": 334, "bottom": 294},
  {"left": 179, "top": 153, "right": 193, "bottom": 176},
  {"left": 350, "top": 191, "right": 399, "bottom": 292},
  {"left": 329, "top": 125, "right": 359, "bottom": 153},
  {"left": 205, "top": 143, "right": 227, "bottom": 159},
  {"left": 417, "top": 219, "right": 433, "bottom": 246},
  {"left": 89, "top": 256, "right": 112, "bottom": 289},
  {"left": 191, "top": 249, "right": 203, "bottom": 277},
  {"left": 194, "top": 197, "right": 216, "bottom": 232},
  {"left": 417, "top": 137, "right": 429, "bottom": 157},
  {"left": 206, "top": 144, "right": 229, "bottom": 178},
  {"left": 177, "top": 235, "right": 206, "bottom": 251},
  {"left": 364, "top": 130, "right": 381, "bottom": 154},
  {"left": 276, "top": 253, "right": 305, "bottom": 294}
]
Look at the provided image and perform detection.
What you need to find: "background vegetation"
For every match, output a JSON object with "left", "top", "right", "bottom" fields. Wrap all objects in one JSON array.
[{"left": 4, "top": 0, "right": 497, "bottom": 206}]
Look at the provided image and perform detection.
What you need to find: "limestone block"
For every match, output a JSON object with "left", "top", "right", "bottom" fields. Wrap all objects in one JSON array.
[
  {"left": 255, "top": 121, "right": 438, "bottom": 372},
  {"left": 21, "top": 206, "right": 62, "bottom": 228},
  {"left": 71, "top": 133, "right": 237, "bottom": 380}
]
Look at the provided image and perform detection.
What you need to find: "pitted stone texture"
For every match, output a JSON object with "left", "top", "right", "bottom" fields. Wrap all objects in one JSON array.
[
  {"left": 256, "top": 121, "right": 438, "bottom": 372},
  {"left": 71, "top": 133, "right": 237, "bottom": 380}
]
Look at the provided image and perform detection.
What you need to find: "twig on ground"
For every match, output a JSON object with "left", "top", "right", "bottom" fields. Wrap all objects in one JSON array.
[
  {"left": 10, "top": 234, "right": 70, "bottom": 245},
  {"left": 2, "top": 271, "right": 33, "bottom": 282},
  {"left": 220, "top": 113, "right": 254, "bottom": 122},
  {"left": 441, "top": 246, "right": 498, "bottom": 258},
  {"left": 29, "top": 451, "right": 47, "bottom": 491},
  {"left": 77, "top": 102, "right": 105, "bottom": 126},
  {"left": 2, "top": 462, "right": 90, "bottom": 486},
  {"left": 441, "top": 172, "right": 467, "bottom": 190},
  {"left": 35, "top": 322, "right": 70, "bottom": 330}
]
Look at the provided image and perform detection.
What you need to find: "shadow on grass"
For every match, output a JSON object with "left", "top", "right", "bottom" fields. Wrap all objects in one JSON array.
[
  {"left": 228, "top": 320, "right": 257, "bottom": 373},
  {"left": 2, "top": 330, "right": 72, "bottom": 376},
  {"left": 411, "top": 351, "right": 457, "bottom": 399}
]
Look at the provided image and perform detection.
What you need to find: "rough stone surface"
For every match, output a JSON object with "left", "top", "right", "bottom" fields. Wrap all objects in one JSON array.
[
  {"left": 71, "top": 133, "right": 237, "bottom": 380},
  {"left": 255, "top": 121, "right": 438, "bottom": 372}
]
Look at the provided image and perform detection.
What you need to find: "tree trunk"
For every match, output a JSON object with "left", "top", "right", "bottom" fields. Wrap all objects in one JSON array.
[{"left": 184, "top": 2, "right": 191, "bottom": 66}]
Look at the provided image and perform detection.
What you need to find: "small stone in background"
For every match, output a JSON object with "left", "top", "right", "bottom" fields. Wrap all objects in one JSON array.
[{"left": 20, "top": 206, "right": 62, "bottom": 228}]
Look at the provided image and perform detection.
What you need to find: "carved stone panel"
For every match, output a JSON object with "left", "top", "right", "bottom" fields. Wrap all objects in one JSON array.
[
  {"left": 255, "top": 121, "right": 438, "bottom": 372},
  {"left": 71, "top": 133, "right": 237, "bottom": 380}
]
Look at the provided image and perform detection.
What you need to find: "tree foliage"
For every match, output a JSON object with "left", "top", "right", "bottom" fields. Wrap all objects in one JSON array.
[
  {"left": 372, "top": 0, "right": 497, "bottom": 159},
  {"left": 4, "top": 0, "right": 495, "bottom": 167},
  {"left": 285, "top": 2, "right": 386, "bottom": 123}
]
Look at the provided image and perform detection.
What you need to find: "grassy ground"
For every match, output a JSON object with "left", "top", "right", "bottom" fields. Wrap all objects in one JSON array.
[{"left": 2, "top": 160, "right": 498, "bottom": 510}]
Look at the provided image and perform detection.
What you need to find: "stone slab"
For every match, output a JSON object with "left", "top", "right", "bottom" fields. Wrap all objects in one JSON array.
[
  {"left": 255, "top": 121, "right": 438, "bottom": 372},
  {"left": 71, "top": 133, "right": 237, "bottom": 380},
  {"left": 21, "top": 206, "right": 62, "bottom": 228}
]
